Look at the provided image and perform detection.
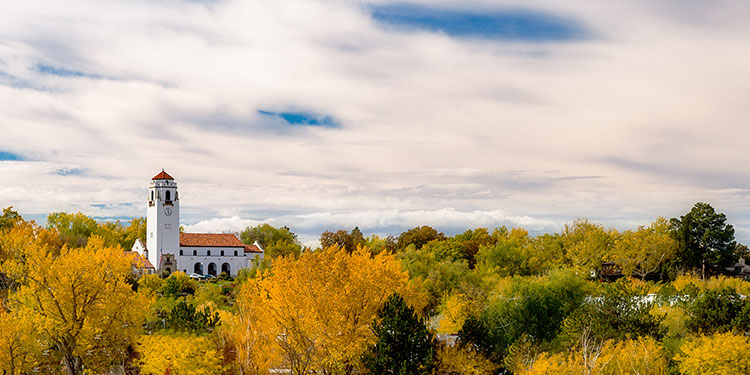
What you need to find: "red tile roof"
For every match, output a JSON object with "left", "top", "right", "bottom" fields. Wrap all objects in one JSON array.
[
  {"left": 180, "top": 232, "right": 245, "bottom": 248},
  {"left": 123, "top": 251, "right": 155, "bottom": 269},
  {"left": 152, "top": 170, "right": 174, "bottom": 180},
  {"left": 244, "top": 244, "right": 262, "bottom": 253}
]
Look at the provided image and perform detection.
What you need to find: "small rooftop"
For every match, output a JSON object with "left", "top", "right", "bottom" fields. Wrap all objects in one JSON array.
[{"left": 152, "top": 169, "right": 174, "bottom": 180}]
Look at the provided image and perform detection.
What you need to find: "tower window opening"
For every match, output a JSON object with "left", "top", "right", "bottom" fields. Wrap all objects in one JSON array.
[{"left": 165, "top": 190, "right": 171, "bottom": 201}]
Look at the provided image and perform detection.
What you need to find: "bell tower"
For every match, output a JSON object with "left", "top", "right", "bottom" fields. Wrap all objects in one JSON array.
[{"left": 146, "top": 169, "right": 180, "bottom": 273}]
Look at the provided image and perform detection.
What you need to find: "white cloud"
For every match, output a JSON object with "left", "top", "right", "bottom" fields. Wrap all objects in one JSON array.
[{"left": 2, "top": 0, "right": 750, "bottom": 243}]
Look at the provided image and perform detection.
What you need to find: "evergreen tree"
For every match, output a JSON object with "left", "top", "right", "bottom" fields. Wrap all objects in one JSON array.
[
  {"left": 671, "top": 202, "right": 736, "bottom": 276},
  {"left": 363, "top": 293, "right": 437, "bottom": 375}
]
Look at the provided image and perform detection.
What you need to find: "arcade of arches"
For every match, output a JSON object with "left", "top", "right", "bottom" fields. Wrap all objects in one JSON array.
[{"left": 193, "top": 262, "right": 231, "bottom": 276}]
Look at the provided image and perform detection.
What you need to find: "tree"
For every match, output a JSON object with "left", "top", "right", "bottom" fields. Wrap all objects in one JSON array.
[
  {"left": 611, "top": 217, "right": 678, "bottom": 279},
  {"left": 686, "top": 287, "right": 745, "bottom": 334},
  {"left": 397, "top": 226, "right": 445, "bottom": 250},
  {"left": 436, "top": 345, "right": 497, "bottom": 375},
  {"left": 320, "top": 227, "right": 366, "bottom": 253},
  {"left": 671, "top": 202, "right": 736, "bottom": 277},
  {"left": 518, "top": 337, "right": 668, "bottom": 375},
  {"left": 240, "top": 223, "right": 301, "bottom": 258},
  {"left": 138, "top": 334, "right": 223, "bottom": 375},
  {"left": 0, "top": 207, "right": 21, "bottom": 232},
  {"left": 1, "top": 233, "right": 146, "bottom": 375},
  {"left": 561, "top": 219, "right": 615, "bottom": 272},
  {"left": 232, "top": 246, "right": 426, "bottom": 374},
  {"left": 0, "top": 308, "right": 40, "bottom": 375},
  {"left": 362, "top": 293, "right": 437, "bottom": 375},
  {"left": 46, "top": 212, "right": 99, "bottom": 248},
  {"left": 476, "top": 227, "right": 552, "bottom": 276},
  {"left": 558, "top": 278, "right": 664, "bottom": 347},
  {"left": 676, "top": 332, "right": 750, "bottom": 375}
]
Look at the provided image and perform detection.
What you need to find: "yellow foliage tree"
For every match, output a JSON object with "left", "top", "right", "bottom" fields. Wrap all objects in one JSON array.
[
  {"left": 231, "top": 246, "right": 426, "bottom": 374},
  {"left": 611, "top": 217, "right": 677, "bottom": 279},
  {"left": 602, "top": 337, "right": 667, "bottom": 375},
  {"left": 675, "top": 332, "right": 750, "bottom": 375},
  {"left": 436, "top": 345, "right": 497, "bottom": 375},
  {"left": 1, "top": 231, "right": 146, "bottom": 375},
  {"left": 561, "top": 219, "right": 615, "bottom": 271},
  {"left": 519, "top": 337, "right": 667, "bottom": 375},
  {"left": 138, "top": 334, "right": 222, "bottom": 375},
  {"left": 0, "top": 308, "right": 40, "bottom": 375}
]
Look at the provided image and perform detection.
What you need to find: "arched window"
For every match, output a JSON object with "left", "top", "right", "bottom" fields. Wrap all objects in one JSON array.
[
  {"left": 150, "top": 191, "right": 154, "bottom": 200},
  {"left": 165, "top": 267, "right": 171, "bottom": 274},
  {"left": 208, "top": 263, "right": 217, "bottom": 276},
  {"left": 179, "top": 250, "right": 183, "bottom": 256},
  {"left": 221, "top": 250, "right": 224, "bottom": 256},
  {"left": 165, "top": 190, "right": 171, "bottom": 201},
  {"left": 193, "top": 250, "right": 197, "bottom": 256},
  {"left": 234, "top": 250, "right": 238, "bottom": 256},
  {"left": 207, "top": 250, "right": 211, "bottom": 256},
  {"left": 194, "top": 263, "right": 203, "bottom": 275},
  {"left": 221, "top": 263, "right": 231, "bottom": 275}
]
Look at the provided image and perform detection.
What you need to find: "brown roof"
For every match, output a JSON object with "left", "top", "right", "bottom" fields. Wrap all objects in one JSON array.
[
  {"left": 180, "top": 232, "right": 245, "bottom": 248},
  {"left": 244, "top": 244, "right": 262, "bottom": 253},
  {"left": 123, "top": 251, "right": 155, "bottom": 269},
  {"left": 152, "top": 170, "right": 174, "bottom": 180}
]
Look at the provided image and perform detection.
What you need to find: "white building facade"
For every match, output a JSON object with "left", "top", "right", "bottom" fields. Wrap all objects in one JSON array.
[{"left": 132, "top": 170, "right": 263, "bottom": 276}]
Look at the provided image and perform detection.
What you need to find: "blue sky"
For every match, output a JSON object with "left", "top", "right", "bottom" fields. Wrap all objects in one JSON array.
[{"left": 1, "top": 0, "right": 750, "bottom": 246}]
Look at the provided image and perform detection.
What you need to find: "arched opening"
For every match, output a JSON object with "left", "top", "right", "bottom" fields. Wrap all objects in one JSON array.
[
  {"left": 165, "top": 190, "right": 171, "bottom": 201},
  {"left": 221, "top": 263, "right": 231, "bottom": 275},
  {"left": 193, "top": 250, "right": 197, "bottom": 256},
  {"left": 234, "top": 250, "right": 238, "bottom": 256},
  {"left": 150, "top": 191, "right": 154, "bottom": 201},
  {"left": 165, "top": 267, "right": 171, "bottom": 274},
  {"left": 208, "top": 263, "right": 217, "bottom": 276},
  {"left": 193, "top": 262, "right": 203, "bottom": 275},
  {"left": 221, "top": 250, "right": 224, "bottom": 256},
  {"left": 207, "top": 250, "right": 211, "bottom": 256},
  {"left": 179, "top": 250, "right": 183, "bottom": 256}
]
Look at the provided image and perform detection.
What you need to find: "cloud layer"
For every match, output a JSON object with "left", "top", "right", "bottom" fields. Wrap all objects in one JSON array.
[{"left": 2, "top": 0, "right": 750, "bottom": 245}]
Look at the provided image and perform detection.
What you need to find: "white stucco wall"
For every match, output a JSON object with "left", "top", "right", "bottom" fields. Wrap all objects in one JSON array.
[{"left": 173, "top": 246, "right": 263, "bottom": 276}]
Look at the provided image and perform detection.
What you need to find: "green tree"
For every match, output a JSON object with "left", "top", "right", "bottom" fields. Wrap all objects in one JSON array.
[
  {"left": 558, "top": 278, "right": 664, "bottom": 347},
  {"left": 671, "top": 202, "right": 736, "bottom": 277},
  {"left": 240, "top": 223, "right": 301, "bottom": 258},
  {"left": 363, "top": 293, "right": 437, "bottom": 375},
  {"left": 319, "top": 227, "right": 366, "bottom": 253},
  {"left": 686, "top": 287, "right": 745, "bottom": 334},
  {"left": 561, "top": 218, "right": 614, "bottom": 272},
  {"left": 46, "top": 212, "right": 99, "bottom": 248},
  {"left": 0, "top": 207, "right": 21, "bottom": 232},
  {"left": 397, "top": 226, "right": 445, "bottom": 250}
]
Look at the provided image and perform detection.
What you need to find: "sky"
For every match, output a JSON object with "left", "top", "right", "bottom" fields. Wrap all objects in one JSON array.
[{"left": 2, "top": 0, "right": 750, "bottom": 247}]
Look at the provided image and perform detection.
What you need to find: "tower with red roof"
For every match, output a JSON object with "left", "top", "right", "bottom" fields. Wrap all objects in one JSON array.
[{"left": 146, "top": 169, "right": 180, "bottom": 272}]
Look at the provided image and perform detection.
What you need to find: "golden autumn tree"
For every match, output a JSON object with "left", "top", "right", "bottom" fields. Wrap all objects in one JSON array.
[
  {"left": 137, "top": 334, "right": 223, "bottom": 375},
  {"left": 561, "top": 219, "right": 615, "bottom": 271},
  {"left": 436, "top": 345, "right": 497, "bottom": 375},
  {"left": 231, "top": 246, "right": 426, "bottom": 374},
  {"left": 0, "top": 307, "right": 40, "bottom": 375},
  {"left": 676, "top": 332, "right": 750, "bottom": 375},
  {"left": 1, "top": 229, "right": 146, "bottom": 375},
  {"left": 518, "top": 337, "right": 667, "bottom": 375},
  {"left": 611, "top": 217, "right": 677, "bottom": 278}
]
